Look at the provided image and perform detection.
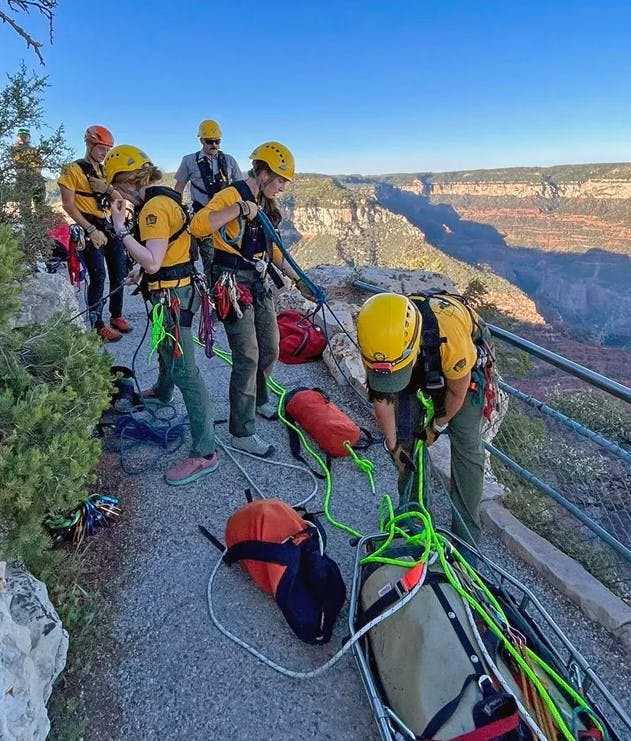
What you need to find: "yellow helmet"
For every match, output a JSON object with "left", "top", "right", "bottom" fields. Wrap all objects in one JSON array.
[
  {"left": 357, "top": 293, "right": 421, "bottom": 393},
  {"left": 197, "top": 120, "right": 222, "bottom": 139},
  {"left": 249, "top": 141, "right": 295, "bottom": 181},
  {"left": 103, "top": 145, "right": 152, "bottom": 184}
]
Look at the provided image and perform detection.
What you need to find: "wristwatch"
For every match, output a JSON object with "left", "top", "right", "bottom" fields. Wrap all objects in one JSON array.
[
  {"left": 116, "top": 227, "right": 132, "bottom": 239},
  {"left": 432, "top": 419, "right": 449, "bottom": 435}
]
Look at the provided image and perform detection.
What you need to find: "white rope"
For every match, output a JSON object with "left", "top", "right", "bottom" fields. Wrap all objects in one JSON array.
[
  {"left": 216, "top": 435, "right": 318, "bottom": 509},
  {"left": 461, "top": 591, "right": 548, "bottom": 741},
  {"left": 206, "top": 550, "right": 434, "bottom": 680}
]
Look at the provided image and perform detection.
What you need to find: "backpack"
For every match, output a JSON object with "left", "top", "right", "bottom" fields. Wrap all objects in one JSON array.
[
  {"left": 277, "top": 310, "right": 327, "bottom": 364},
  {"left": 283, "top": 387, "right": 371, "bottom": 464},
  {"left": 222, "top": 497, "right": 346, "bottom": 645}
]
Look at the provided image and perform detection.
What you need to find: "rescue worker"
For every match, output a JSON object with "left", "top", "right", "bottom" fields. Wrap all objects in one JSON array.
[
  {"left": 58, "top": 126, "right": 132, "bottom": 341},
  {"left": 105, "top": 144, "right": 218, "bottom": 486},
  {"left": 357, "top": 292, "right": 496, "bottom": 549},
  {"left": 190, "top": 142, "right": 318, "bottom": 458},
  {"left": 11, "top": 128, "right": 46, "bottom": 217},
  {"left": 174, "top": 120, "right": 243, "bottom": 280}
]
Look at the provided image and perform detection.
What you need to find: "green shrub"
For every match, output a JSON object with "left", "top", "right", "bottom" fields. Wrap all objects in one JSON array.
[{"left": 0, "top": 227, "right": 112, "bottom": 578}]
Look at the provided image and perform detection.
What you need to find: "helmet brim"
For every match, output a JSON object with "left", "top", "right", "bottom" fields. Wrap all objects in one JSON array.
[{"left": 366, "top": 363, "right": 414, "bottom": 394}]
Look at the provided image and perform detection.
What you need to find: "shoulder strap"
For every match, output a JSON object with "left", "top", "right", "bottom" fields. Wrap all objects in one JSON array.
[
  {"left": 218, "top": 151, "right": 229, "bottom": 182},
  {"left": 72, "top": 158, "right": 104, "bottom": 203},
  {"left": 410, "top": 294, "right": 446, "bottom": 391},
  {"left": 142, "top": 186, "right": 190, "bottom": 245},
  {"left": 195, "top": 152, "right": 214, "bottom": 197},
  {"left": 231, "top": 179, "right": 254, "bottom": 201}
]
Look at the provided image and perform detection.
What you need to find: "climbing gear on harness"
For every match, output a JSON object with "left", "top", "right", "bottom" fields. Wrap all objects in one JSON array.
[
  {"left": 84, "top": 125, "right": 114, "bottom": 148},
  {"left": 218, "top": 496, "right": 346, "bottom": 644},
  {"left": 212, "top": 272, "right": 253, "bottom": 321},
  {"left": 357, "top": 293, "right": 422, "bottom": 394},
  {"left": 249, "top": 141, "right": 295, "bottom": 181},
  {"left": 277, "top": 310, "right": 327, "bottom": 364},
  {"left": 165, "top": 452, "right": 219, "bottom": 486},
  {"left": 103, "top": 144, "right": 152, "bottom": 184},
  {"left": 197, "top": 119, "right": 222, "bottom": 139},
  {"left": 230, "top": 433, "right": 275, "bottom": 458}
]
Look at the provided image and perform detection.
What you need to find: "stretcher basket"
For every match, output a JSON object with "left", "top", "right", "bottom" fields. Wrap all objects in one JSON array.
[{"left": 348, "top": 529, "right": 631, "bottom": 741}]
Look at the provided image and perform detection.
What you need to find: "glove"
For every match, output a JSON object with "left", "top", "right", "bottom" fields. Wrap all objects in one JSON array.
[
  {"left": 418, "top": 426, "right": 440, "bottom": 447},
  {"left": 87, "top": 175, "right": 108, "bottom": 194},
  {"left": 384, "top": 440, "right": 416, "bottom": 474},
  {"left": 238, "top": 200, "right": 258, "bottom": 220},
  {"left": 295, "top": 277, "right": 318, "bottom": 303},
  {"left": 88, "top": 229, "right": 107, "bottom": 249}
]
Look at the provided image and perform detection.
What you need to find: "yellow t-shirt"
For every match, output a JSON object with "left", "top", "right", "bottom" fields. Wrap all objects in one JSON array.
[
  {"left": 12, "top": 144, "right": 42, "bottom": 172},
  {"left": 57, "top": 161, "right": 104, "bottom": 218},
  {"left": 189, "top": 185, "right": 282, "bottom": 262},
  {"left": 429, "top": 296, "right": 478, "bottom": 380},
  {"left": 138, "top": 194, "right": 190, "bottom": 269}
]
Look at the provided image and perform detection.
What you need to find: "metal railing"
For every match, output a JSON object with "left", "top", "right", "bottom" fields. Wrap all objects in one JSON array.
[{"left": 351, "top": 279, "right": 631, "bottom": 602}]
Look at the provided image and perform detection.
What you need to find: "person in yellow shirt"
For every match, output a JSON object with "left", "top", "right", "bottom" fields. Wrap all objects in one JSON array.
[
  {"left": 357, "top": 292, "right": 495, "bottom": 553},
  {"left": 190, "top": 142, "right": 317, "bottom": 458},
  {"left": 11, "top": 128, "right": 46, "bottom": 216},
  {"left": 105, "top": 144, "right": 218, "bottom": 486},
  {"left": 58, "top": 125, "right": 132, "bottom": 342}
]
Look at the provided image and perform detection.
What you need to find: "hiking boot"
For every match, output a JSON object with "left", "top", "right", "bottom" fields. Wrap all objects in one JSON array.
[
  {"left": 111, "top": 315, "right": 133, "bottom": 333},
  {"left": 165, "top": 453, "right": 218, "bottom": 486},
  {"left": 97, "top": 325, "right": 122, "bottom": 343},
  {"left": 256, "top": 401, "right": 278, "bottom": 420},
  {"left": 142, "top": 387, "right": 174, "bottom": 404},
  {"left": 231, "top": 434, "right": 275, "bottom": 458}
]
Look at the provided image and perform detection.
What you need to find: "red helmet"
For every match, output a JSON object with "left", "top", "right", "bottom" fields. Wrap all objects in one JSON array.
[{"left": 84, "top": 125, "right": 114, "bottom": 148}]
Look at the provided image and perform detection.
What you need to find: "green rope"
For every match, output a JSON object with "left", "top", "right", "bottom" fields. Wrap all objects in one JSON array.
[
  {"left": 213, "top": 346, "right": 607, "bottom": 739},
  {"left": 149, "top": 303, "right": 181, "bottom": 361},
  {"left": 344, "top": 443, "right": 376, "bottom": 493}
]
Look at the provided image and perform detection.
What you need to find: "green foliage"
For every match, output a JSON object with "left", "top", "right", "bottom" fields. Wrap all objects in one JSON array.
[
  {"left": 548, "top": 387, "right": 631, "bottom": 444},
  {"left": 0, "top": 224, "right": 25, "bottom": 326},
  {"left": 0, "top": 228, "right": 112, "bottom": 577},
  {"left": 0, "top": 63, "right": 72, "bottom": 265}
]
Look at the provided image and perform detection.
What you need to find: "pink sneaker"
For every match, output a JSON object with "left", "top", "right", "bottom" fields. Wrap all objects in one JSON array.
[{"left": 165, "top": 453, "right": 218, "bottom": 486}]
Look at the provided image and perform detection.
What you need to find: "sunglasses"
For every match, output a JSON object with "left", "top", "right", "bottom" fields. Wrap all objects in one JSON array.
[{"left": 203, "top": 138, "right": 221, "bottom": 145}]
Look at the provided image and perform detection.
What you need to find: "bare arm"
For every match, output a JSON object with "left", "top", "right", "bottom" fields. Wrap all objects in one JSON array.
[
  {"left": 119, "top": 235, "right": 168, "bottom": 274},
  {"left": 59, "top": 185, "right": 95, "bottom": 231},
  {"left": 189, "top": 202, "right": 242, "bottom": 239},
  {"left": 372, "top": 397, "right": 398, "bottom": 451},
  {"left": 174, "top": 180, "right": 185, "bottom": 195}
]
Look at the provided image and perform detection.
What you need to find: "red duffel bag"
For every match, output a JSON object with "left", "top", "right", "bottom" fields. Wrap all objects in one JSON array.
[
  {"left": 277, "top": 310, "right": 327, "bottom": 364},
  {"left": 283, "top": 387, "right": 371, "bottom": 461}
]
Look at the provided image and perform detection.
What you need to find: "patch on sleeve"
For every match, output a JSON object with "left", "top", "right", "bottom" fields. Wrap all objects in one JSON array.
[
  {"left": 452, "top": 358, "right": 466, "bottom": 372},
  {"left": 145, "top": 214, "right": 157, "bottom": 225}
]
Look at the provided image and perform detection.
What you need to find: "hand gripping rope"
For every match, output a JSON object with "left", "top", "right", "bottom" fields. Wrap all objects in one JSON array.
[{"left": 256, "top": 210, "right": 327, "bottom": 306}]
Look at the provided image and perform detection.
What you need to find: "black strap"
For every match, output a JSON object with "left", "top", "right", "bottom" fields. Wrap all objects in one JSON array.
[
  {"left": 421, "top": 673, "right": 480, "bottom": 740},
  {"left": 223, "top": 539, "right": 303, "bottom": 568},
  {"left": 73, "top": 158, "right": 107, "bottom": 208},
  {"left": 198, "top": 524, "right": 225, "bottom": 552},
  {"left": 413, "top": 296, "right": 447, "bottom": 391},
  {"left": 195, "top": 151, "right": 228, "bottom": 199}
]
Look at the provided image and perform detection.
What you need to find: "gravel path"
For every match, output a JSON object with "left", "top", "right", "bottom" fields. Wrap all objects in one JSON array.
[{"left": 83, "top": 288, "right": 631, "bottom": 741}]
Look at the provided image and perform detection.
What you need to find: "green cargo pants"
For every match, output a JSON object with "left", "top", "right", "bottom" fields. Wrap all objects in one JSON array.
[
  {"left": 396, "top": 387, "right": 484, "bottom": 546},
  {"left": 150, "top": 284, "right": 215, "bottom": 457},
  {"left": 217, "top": 271, "right": 279, "bottom": 438}
]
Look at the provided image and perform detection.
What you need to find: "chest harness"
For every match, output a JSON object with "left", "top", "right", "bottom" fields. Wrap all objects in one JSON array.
[{"left": 191, "top": 151, "right": 230, "bottom": 211}]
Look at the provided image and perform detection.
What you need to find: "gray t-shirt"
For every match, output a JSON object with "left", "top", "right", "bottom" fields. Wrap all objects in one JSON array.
[{"left": 174, "top": 150, "right": 243, "bottom": 206}]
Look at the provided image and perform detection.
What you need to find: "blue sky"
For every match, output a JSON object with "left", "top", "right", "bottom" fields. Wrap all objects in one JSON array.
[{"left": 2, "top": 0, "right": 631, "bottom": 175}]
